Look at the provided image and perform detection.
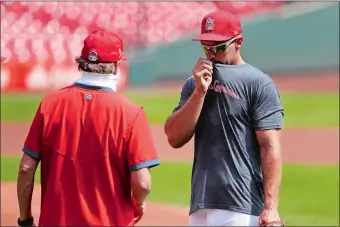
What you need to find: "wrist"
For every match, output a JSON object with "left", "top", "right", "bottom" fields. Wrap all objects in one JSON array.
[
  {"left": 264, "top": 200, "right": 279, "bottom": 210},
  {"left": 193, "top": 89, "right": 207, "bottom": 98}
]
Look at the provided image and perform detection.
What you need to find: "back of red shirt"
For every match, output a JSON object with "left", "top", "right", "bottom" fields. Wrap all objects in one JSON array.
[{"left": 22, "top": 83, "right": 160, "bottom": 226}]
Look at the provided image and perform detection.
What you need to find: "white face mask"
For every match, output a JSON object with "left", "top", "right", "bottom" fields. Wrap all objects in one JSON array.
[
  {"left": 111, "top": 67, "right": 121, "bottom": 89},
  {"left": 77, "top": 67, "right": 121, "bottom": 92}
]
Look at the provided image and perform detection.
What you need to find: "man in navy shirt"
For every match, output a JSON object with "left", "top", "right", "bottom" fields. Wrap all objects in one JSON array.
[{"left": 165, "top": 10, "right": 285, "bottom": 226}]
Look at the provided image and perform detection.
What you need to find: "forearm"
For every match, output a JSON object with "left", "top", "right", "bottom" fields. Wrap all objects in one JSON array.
[
  {"left": 131, "top": 169, "right": 151, "bottom": 204},
  {"left": 17, "top": 170, "right": 35, "bottom": 220},
  {"left": 132, "top": 187, "right": 150, "bottom": 204},
  {"left": 165, "top": 91, "right": 206, "bottom": 148},
  {"left": 260, "top": 145, "right": 282, "bottom": 210}
]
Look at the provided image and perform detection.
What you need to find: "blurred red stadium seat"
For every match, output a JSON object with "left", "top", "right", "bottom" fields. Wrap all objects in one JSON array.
[
  {"left": 1, "top": 1, "right": 284, "bottom": 56},
  {"left": 1, "top": 1, "right": 283, "bottom": 91}
]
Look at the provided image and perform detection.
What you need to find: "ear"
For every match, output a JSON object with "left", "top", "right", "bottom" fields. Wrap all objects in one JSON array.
[
  {"left": 113, "top": 62, "right": 120, "bottom": 74},
  {"left": 235, "top": 37, "right": 244, "bottom": 51}
]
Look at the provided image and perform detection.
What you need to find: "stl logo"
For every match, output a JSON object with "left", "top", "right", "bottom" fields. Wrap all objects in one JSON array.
[{"left": 205, "top": 17, "right": 214, "bottom": 31}]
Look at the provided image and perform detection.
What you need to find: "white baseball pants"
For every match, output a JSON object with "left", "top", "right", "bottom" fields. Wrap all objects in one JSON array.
[{"left": 189, "top": 208, "right": 259, "bottom": 226}]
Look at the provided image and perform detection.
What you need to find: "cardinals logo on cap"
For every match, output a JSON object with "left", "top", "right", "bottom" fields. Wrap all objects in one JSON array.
[
  {"left": 205, "top": 17, "right": 214, "bottom": 31},
  {"left": 88, "top": 51, "right": 99, "bottom": 62}
]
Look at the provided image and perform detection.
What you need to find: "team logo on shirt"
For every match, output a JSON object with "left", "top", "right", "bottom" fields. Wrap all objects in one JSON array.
[
  {"left": 84, "top": 94, "right": 92, "bottom": 100},
  {"left": 208, "top": 80, "right": 239, "bottom": 99}
]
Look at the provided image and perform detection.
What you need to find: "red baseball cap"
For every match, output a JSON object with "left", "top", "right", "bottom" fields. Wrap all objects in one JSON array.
[
  {"left": 1, "top": 56, "right": 6, "bottom": 62},
  {"left": 193, "top": 10, "right": 242, "bottom": 42},
  {"left": 81, "top": 29, "right": 127, "bottom": 63}
]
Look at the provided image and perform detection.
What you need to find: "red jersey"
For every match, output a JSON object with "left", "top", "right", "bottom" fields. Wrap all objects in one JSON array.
[{"left": 22, "top": 83, "right": 160, "bottom": 226}]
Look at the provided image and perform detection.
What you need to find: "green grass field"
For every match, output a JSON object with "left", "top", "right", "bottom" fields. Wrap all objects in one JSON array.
[
  {"left": 1, "top": 92, "right": 339, "bottom": 127},
  {"left": 1, "top": 91, "right": 339, "bottom": 225},
  {"left": 1, "top": 157, "right": 339, "bottom": 226}
]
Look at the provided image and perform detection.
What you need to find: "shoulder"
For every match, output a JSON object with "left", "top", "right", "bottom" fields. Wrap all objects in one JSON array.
[
  {"left": 39, "top": 86, "right": 73, "bottom": 112},
  {"left": 243, "top": 65, "right": 283, "bottom": 103},
  {"left": 95, "top": 92, "right": 143, "bottom": 118},
  {"left": 185, "top": 75, "right": 194, "bottom": 83},
  {"left": 242, "top": 64, "right": 278, "bottom": 91},
  {"left": 181, "top": 75, "right": 195, "bottom": 93},
  {"left": 113, "top": 93, "right": 142, "bottom": 111},
  {"left": 182, "top": 75, "right": 194, "bottom": 87},
  {"left": 246, "top": 64, "right": 274, "bottom": 85},
  {"left": 111, "top": 94, "right": 148, "bottom": 130}
]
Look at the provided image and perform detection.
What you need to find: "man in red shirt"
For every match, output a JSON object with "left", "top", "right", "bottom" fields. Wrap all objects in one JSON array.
[{"left": 16, "top": 29, "right": 160, "bottom": 227}]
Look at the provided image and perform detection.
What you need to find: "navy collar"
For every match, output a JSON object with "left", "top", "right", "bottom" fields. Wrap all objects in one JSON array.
[{"left": 73, "top": 82, "right": 114, "bottom": 91}]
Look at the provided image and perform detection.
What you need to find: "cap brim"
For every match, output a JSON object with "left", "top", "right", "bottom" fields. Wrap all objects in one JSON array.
[{"left": 192, "top": 33, "right": 232, "bottom": 42}]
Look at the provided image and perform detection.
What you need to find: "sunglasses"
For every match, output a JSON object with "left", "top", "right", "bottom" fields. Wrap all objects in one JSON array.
[{"left": 201, "top": 35, "right": 242, "bottom": 54}]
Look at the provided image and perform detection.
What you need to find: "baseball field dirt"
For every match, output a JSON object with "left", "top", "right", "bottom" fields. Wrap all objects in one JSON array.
[{"left": 1, "top": 73, "right": 339, "bottom": 226}]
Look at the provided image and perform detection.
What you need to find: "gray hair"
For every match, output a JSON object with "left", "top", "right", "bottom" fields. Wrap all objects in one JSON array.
[{"left": 75, "top": 57, "right": 117, "bottom": 74}]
